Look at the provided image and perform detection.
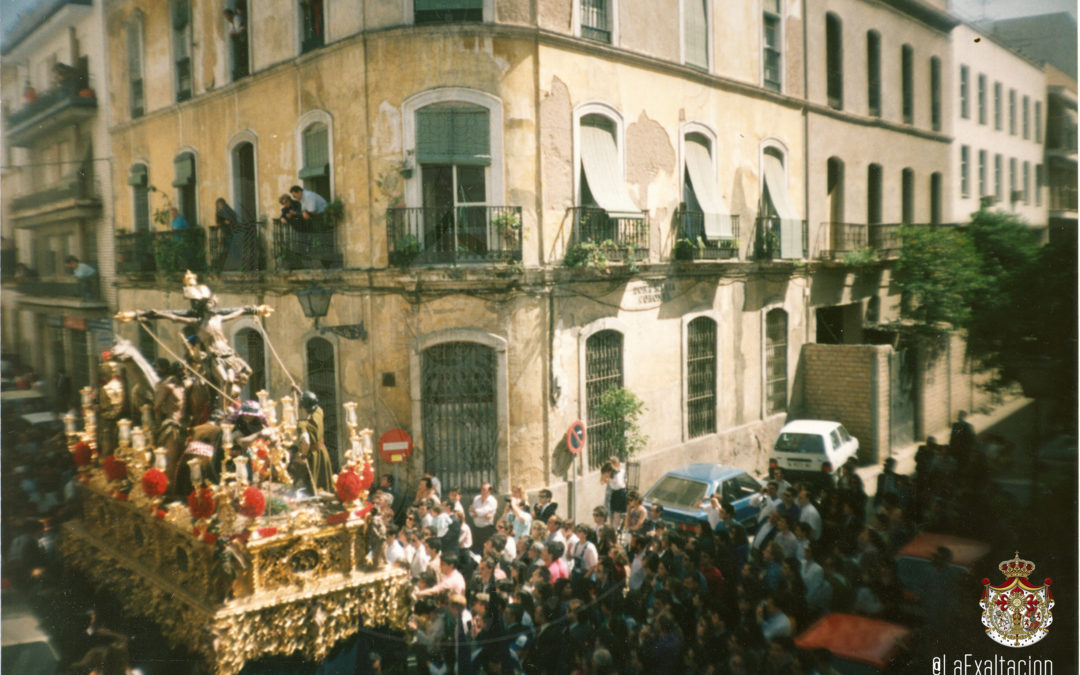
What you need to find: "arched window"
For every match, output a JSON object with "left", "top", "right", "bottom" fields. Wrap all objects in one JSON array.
[
  {"left": 306, "top": 337, "right": 339, "bottom": 465},
  {"left": 585, "top": 329, "right": 623, "bottom": 469},
  {"left": 866, "top": 30, "right": 881, "bottom": 116},
  {"left": 234, "top": 327, "right": 266, "bottom": 401},
  {"left": 765, "top": 309, "right": 788, "bottom": 414},
  {"left": 231, "top": 141, "right": 257, "bottom": 223},
  {"left": 686, "top": 317, "right": 717, "bottom": 438},
  {"left": 421, "top": 341, "right": 497, "bottom": 491},
  {"left": 826, "top": 13, "right": 843, "bottom": 109},
  {"left": 126, "top": 13, "right": 144, "bottom": 118},
  {"left": 300, "top": 122, "right": 331, "bottom": 200},
  {"left": 901, "top": 168, "right": 915, "bottom": 224},
  {"left": 173, "top": 151, "right": 197, "bottom": 226},
  {"left": 867, "top": 163, "right": 883, "bottom": 225},
  {"left": 682, "top": 129, "right": 733, "bottom": 246},
  {"left": 760, "top": 144, "right": 801, "bottom": 259},
  {"left": 901, "top": 44, "right": 914, "bottom": 124}
]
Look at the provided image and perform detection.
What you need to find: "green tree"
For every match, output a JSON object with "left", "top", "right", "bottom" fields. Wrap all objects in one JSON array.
[
  {"left": 595, "top": 387, "right": 648, "bottom": 462},
  {"left": 894, "top": 224, "right": 985, "bottom": 329}
]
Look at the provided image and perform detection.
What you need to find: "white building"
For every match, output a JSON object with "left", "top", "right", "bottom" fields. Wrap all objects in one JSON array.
[{"left": 950, "top": 22, "right": 1048, "bottom": 229}]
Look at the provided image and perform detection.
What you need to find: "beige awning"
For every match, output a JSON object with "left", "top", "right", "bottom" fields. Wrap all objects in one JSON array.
[
  {"left": 580, "top": 124, "right": 640, "bottom": 217},
  {"left": 685, "top": 138, "right": 732, "bottom": 239}
]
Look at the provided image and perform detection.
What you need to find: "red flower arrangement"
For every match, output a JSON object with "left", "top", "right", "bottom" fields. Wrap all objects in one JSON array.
[
  {"left": 239, "top": 485, "right": 266, "bottom": 518},
  {"left": 358, "top": 462, "right": 374, "bottom": 492},
  {"left": 188, "top": 487, "right": 216, "bottom": 519},
  {"left": 141, "top": 468, "right": 168, "bottom": 498},
  {"left": 103, "top": 455, "right": 127, "bottom": 481},
  {"left": 335, "top": 468, "right": 362, "bottom": 503},
  {"left": 72, "top": 441, "right": 93, "bottom": 467}
]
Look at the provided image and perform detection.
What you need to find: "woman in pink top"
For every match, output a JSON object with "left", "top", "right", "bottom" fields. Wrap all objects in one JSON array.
[{"left": 543, "top": 540, "right": 569, "bottom": 581}]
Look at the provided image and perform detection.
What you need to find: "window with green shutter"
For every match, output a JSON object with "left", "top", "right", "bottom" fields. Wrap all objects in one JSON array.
[
  {"left": 130, "top": 164, "right": 150, "bottom": 233},
  {"left": 416, "top": 106, "right": 490, "bottom": 166},
  {"left": 173, "top": 153, "right": 197, "bottom": 225},
  {"left": 684, "top": 0, "right": 708, "bottom": 70},
  {"left": 300, "top": 123, "right": 331, "bottom": 199},
  {"left": 415, "top": 0, "right": 483, "bottom": 24}
]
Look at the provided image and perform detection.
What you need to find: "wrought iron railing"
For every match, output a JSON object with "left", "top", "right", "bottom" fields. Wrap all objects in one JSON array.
[
  {"left": 386, "top": 205, "right": 523, "bottom": 266},
  {"left": 273, "top": 213, "right": 343, "bottom": 270},
  {"left": 817, "top": 222, "right": 868, "bottom": 260},
  {"left": 1049, "top": 185, "right": 1078, "bottom": 212},
  {"left": 6, "top": 85, "right": 97, "bottom": 128},
  {"left": 869, "top": 223, "right": 903, "bottom": 259},
  {"left": 17, "top": 278, "right": 100, "bottom": 301},
  {"left": 209, "top": 221, "right": 266, "bottom": 272},
  {"left": 568, "top": 206, "right": 649, "bottom": 258},
  {"left": 115, "top": 228, "right": 207, "bottom": 274},
  {"left": 675, "top": 208, "right": 740, "bottom": 260},
  {"left": 753, "top": 217, "right": 807, "bottom": 260}
]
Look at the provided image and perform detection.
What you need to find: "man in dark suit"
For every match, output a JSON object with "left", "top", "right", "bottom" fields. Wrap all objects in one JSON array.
[{"left": 532, "top": 488, "right": 558, "bottom": 523}]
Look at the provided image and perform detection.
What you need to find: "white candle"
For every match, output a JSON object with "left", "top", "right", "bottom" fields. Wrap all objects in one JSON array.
[
  {"left": 132, "top": 427, "right": 146, "bottom": 451},
  {"left": 85, "top": 410, "right": 96, "bottom": 429},
  {"left": 63, "top": 412, "right": 76, "bottom": 434},
  {"left": 256, "top": 389, "right": 270, "bottom": 409},
  {"left": 154, "top": 448, "right": 168, "bottom": 471},
  {"left": 187, "top": 458, "right": 203, "bottom": 485},
  {"left": 80, "top": 387, "right": 93, "bottom": 407},
  {"left": 265, "top": 400, "right": 277, "bottom": 426},
  {"left": 361, "top": 428, "right": 374, "bottom": 455},
  {"left": 282, "top": 398, "right": 296, "bottom": 429},
  {"left": 221, "top": 423, "right": 234, "bottom": 447},
  {"left": 234, "top": 456, "right": 249, "bottom": 484},
  {"left": 343, "top": 402, "right": 358, "bottom": 428},
  {"left": 117, "top": 419, "right": 132, "bottom": 443}
]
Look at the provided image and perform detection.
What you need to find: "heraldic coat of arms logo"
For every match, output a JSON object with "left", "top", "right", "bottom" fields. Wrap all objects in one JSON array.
[{"left": 980, "top": 552, "right": 1054, "bottom": 647}]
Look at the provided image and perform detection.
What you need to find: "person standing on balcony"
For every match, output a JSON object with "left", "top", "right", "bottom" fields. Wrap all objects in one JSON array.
[
  {"left": 278, "top": 193, "right": 301, "bottom": 222},
  {"left": 170, "top": 207, "right": 190, "bottom": 231},
  {"left": 289, "top": 185, "right": 327, "bottom": 220},
  {"left": 213, "top": 197, "right": 247, "bottom": 271},
  {"left": 64, "top": 256, "right": 96, "bottom": 300}
]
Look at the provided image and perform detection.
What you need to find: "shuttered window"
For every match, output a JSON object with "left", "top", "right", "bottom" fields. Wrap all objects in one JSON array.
[
  {"left": 173, "top": 153, "right": 197, "bottom": 225},
  {"left": 130, "top": 164, "right": 150, "bottom": 232},
  {"left": 416, "top": 106, "right": 491, "bottom": 166},
  {"left": 300, "top": 124, "right": 329, "bottom": 178},
  {"left": 687, "top": 317, "right": 717, "bottom": 438},
  {"left": 126, "top": 19, "right": 144, "bottom": 118},
  {"left": 684, "top": 0, "right": 708, "bottom": 70},
  {"left": 765, "top": 309, "right": 787, "bottom": 414}
]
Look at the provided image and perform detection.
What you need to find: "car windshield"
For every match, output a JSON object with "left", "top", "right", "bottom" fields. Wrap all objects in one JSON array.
[
  {"left": 774, "top": 432, "right": 826, "bottom": 455},
  {"left": 646, "top": 476, "right": 709, "bottom": 510}
]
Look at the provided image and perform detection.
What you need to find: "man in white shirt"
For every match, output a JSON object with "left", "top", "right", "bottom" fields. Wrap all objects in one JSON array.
[
  {"left": 544, "top": 515, "right": 566, "bottom": 546},
  {"left": 749, "top": 481, "right": 781, "bottom": 526},
  {"left": 416, "top": 556, "right": 466, "bottom": 598},
  {"left": 385, "top": 524, "right": 406, "bottom": 566},
  {"left": 469, "top": 482, "right": 498, "bottom": 553},
  {"left": 410, "top": 533, "right": 430, "bottom": 578},
  {"left": 797, "top": 489, "right": 822, "bottom": 541},
  {"left": 289, "top": 184, "right": 328, "bottom": 219}
]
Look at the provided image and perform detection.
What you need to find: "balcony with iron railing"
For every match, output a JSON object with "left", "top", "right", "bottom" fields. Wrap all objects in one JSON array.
[
  {"left": 1049, "top": 185, "right": 1078, "bottom": 213},
  {"left": 674, "top": 208, "right": 740, "bottom": 260},
  {"left": 10, "top": 167, "right": 100, "bottom": 216},
  {"left": 273, "top": 213, "right": 343, "bottom": 270},
  {"left": 386, "top": 205, "right": 523, "bottom": 266},
  {"left": 752, "top": 217, "right": 808, "bottom": 260},
  {"left": 5, "top": 82, "right": 97, "bottom": 146},
  {"left": 208, "top": 221, "right": 267, "bottom": 272},
  {"left": 567, "top": 207, "right": 649, "bottom": 260},
  {"left": 115, "top": 228, "right": 208, "bottom": 274},
  {"left": 816, "top": 222, "right": 903, "bottom": 261},
  {"left": 17, "top": 276, "right": 101, "bottom": 302}
]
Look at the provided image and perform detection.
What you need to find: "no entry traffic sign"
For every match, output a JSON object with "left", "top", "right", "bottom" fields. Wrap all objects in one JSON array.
[
  {"left": 566, "top": 420, "right": 587, "bottom": 455},
  {"left": 378, "top": 428, "right": 414, "bottom": 464}
]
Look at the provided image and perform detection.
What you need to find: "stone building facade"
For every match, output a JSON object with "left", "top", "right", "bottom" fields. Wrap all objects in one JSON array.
[{"left": 58, "top": 0, "right": 974, "bottom": 519}]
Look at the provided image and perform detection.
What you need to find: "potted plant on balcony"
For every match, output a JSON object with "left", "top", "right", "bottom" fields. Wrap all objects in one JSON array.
[
  {"left": 492, "top": 210, "right": 522, "bottom": 249},
  {"left": 673, "top": 238, "right": 697, "bottom": 261},
  {"left": 389, "top": 235, "right": 423, "bottom": 268},
  {"left": 564, "top": 239, "right": 617, "bottom": 273}
]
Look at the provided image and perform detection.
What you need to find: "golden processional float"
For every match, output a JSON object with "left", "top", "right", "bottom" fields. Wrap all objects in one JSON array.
[{"left": 58, "top": 273, "right": 410, "bottom": 675}]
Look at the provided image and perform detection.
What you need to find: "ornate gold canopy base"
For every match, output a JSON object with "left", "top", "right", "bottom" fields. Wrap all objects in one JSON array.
[{"left": 60, "top": 485, "right": 411, "bottom": 675}]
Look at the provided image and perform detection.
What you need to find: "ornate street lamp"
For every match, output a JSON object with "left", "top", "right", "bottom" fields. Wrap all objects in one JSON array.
[{"left": 295, "top": 285, "right": 367, "bottom": 340}]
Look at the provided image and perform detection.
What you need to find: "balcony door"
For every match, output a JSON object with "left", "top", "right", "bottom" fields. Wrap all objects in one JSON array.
[{"left": 417, "top": 104, "right": 490, "bottom": 260}]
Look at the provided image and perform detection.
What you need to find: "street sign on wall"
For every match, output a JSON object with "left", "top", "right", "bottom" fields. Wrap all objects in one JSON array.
[
  {"left": 566, "top": 420, "right": 587, "bottom": 455},
  {"left": 378, "top": 428, "right": 414, "bottom": 464}
]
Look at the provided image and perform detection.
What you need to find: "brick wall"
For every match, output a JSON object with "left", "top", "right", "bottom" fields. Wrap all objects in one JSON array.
[{"left": 798, "top": 344, "right": 892, "bottom": 463}]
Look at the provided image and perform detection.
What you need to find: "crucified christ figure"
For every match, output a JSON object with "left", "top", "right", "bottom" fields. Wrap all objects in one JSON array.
[{"left": 117, "top": 272, "right": 273, "bottom": 412}]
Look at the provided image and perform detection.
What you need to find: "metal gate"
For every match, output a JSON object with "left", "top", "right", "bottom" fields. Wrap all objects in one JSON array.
[
  {"left": 585, "top": 330, "right": 624, "bottom": 469},
  {"left": 306, "top": 337, "right": 339, "bottom": 467},
  {"left": 421, "top": 342, "right": 497, "bottom": 492},
  {"left": 889, "top": 348, "right": 916, "bottom": 448}
]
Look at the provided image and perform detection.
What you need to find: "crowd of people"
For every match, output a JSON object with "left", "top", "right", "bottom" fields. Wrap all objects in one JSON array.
[{"left": 0, "top": 404, "right": 1009, "bottom": 674}]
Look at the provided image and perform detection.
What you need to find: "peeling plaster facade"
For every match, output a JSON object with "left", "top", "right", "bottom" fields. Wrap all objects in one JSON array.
[{"left": 88, "top": 0, "right": 969, "bottom": 520}]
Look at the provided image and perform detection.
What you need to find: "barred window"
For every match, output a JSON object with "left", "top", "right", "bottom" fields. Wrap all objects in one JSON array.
[
  {"left": 586, "top": 330, "right": 623, "bottom": 469},
  {"left": 765, "top": 309, "right": 787, "bottom": 414},
  {"left": 687, "top": 317, "right": 717, "bottom": 438}
]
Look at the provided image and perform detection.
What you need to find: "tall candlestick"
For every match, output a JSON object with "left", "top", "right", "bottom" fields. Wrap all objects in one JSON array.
[
  {"left": 361, "top": 428, "right": 374, "bottom": 455},
  {"left": 187, "top": 458, "right": 203, "bottom": 485},
  {"left": 85, "top": 410, "right": 96, "bottom": 429},
  {"left": 282, "top": 398, "right": 296, "bottom": 429},
  {"left": 132, "top": 427, "right": 146, "bottom": 451},
  {"left": 256, "top": 390, "right": 270, "bottom": 410},
  {"left": 265, "top": 400, "right": 277, "bottom": 426},
  {"left": 233, "top": 456, "right": 249, "bottom": 484},
  {"left": 117, "top": 419, "right": 132, "bottom": 443},
  {"left": 80, "top": 386, "right": 93, "bottom": 408},
  {"left": 141, "top": 404, "right": 153, "bottom": 430},
  {"left": 343, "top": 402, "right": 358, "bottom": 428},
  {"left": 221, "top": 423, "right": 234, "bottom": 448},
  {"left": 63, "top": 412, "right": 77, "bottom": 435}
]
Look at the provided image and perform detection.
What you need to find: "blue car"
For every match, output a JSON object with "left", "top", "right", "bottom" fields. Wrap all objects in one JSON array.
[{"left": 642, "top": 463, "right": 762, "bottom": 534}]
